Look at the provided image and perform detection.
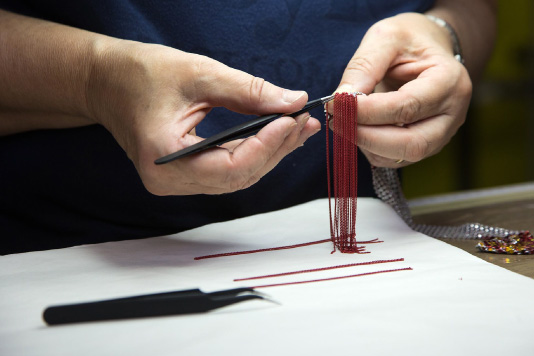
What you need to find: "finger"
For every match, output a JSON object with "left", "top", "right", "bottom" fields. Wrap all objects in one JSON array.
[
  {"left": 356, "top": 64, "right": 468, "bottom": 126},
  {"left": 336, "top": 22, "right": 401, "bottom": 96},
  {"left": 192, "top": 56, "right": 308, "bottom": 115},
  {"left": 359, "top": 147, "right": 412, "bottom": 168},
  {"left": 216, "top": 112, "right": 316, "bottom": 156},
  {"left": 227, "top": 114, "right": 321, "bottom": 190},
  {"left": 335, "top": 13, "right": 454, "bottom": 95},
  {"left": 249, "top": 114, "right": 321, "bottom": 183},
  {"left": 173, "top": 116, "right": 299, "bottom": 193},
  {"left": 357, "top": 114, "right": 456, "bottom": 163}
]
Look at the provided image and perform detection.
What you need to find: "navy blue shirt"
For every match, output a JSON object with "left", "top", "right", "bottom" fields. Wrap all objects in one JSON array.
[{"left": 0, "top": 0, "right": 434, "bottom": 254}]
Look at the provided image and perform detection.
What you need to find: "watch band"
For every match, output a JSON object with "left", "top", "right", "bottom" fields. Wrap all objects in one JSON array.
[{"left": 426, "top": 14, "right": 465, "bottom": 64}]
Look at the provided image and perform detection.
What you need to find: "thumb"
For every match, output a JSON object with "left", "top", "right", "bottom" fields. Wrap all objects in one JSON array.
[
  {"left": 336, "top": 23, "right": 399, "bottom": 95},
  {"left": 195, "top": 57, "right": 308, "bottom": 115}
]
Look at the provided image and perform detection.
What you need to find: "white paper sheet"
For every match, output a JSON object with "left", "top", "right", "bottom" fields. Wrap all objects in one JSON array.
[{"left": 1, "top": 198, "right": 533, "bottom": 356}]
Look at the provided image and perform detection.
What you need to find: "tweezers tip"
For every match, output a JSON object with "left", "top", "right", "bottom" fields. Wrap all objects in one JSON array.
[
  {"left": 237, "top": 290, "right": 280, "bottom": 305},
  {"left": 263, "top": 296, "right": 282, "bottom": 306},
  {"left": 320, "top": 94, "right": 335, "bottom": 103}
]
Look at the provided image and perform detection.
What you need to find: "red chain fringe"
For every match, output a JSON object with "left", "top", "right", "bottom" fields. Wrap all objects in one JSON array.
[{"left": 326, "top": 93, "right": 362, "bottom": 253}]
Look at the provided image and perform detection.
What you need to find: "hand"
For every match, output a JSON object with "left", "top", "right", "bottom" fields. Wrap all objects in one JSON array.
[
  {"left": 333, "top": 12, "right": 472, "bottom": 168},
  {"left": 87, "top": 41, "right": 321, "bottom": 195}
]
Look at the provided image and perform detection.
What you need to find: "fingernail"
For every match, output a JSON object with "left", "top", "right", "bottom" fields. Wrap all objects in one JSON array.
[
  {"left": 297, "top": 114, "right": 310, "bottom": 128},
  {"left": 282, "top": 89, "right": 306, "bottom": 104}
]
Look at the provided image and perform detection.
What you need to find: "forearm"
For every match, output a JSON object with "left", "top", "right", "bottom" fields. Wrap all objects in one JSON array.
[
  {"left": 426, "top": 0, "right": 498, "bottom": 81},
  {"left": 0, "top": 10, "right": 115, "bottom": 134}
]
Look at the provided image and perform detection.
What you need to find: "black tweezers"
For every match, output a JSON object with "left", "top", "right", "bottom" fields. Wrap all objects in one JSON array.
[
  {"left": 43, "top": 287, "right": 269, "bottom": 325},
  {"left": 154, "top": 94, "right": 335, "bottom": 164}
]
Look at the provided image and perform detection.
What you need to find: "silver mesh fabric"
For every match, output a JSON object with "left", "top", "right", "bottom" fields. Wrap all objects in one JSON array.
[{"left": 372, "top": 167, "right": 518, "bottom": 239}]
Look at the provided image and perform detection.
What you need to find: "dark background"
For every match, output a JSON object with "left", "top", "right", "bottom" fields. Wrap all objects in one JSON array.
[{"left": 404, "top": 0, "right": 534, "bottom": 198}]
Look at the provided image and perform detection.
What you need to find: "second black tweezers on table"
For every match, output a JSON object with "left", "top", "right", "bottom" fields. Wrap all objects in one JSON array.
[{"left": 43, "top": 287, "right": 268, "bottom": 325}]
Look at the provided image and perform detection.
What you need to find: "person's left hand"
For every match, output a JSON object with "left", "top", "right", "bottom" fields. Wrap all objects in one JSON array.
[{"left": 332, "top": 12, "right": 472, "bottom": 168}]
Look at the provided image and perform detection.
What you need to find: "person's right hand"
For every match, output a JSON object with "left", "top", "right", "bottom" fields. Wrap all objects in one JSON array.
[
  {"left": 86, "top": 40, "right": 321, "bottom": 195},
  {"left": 332, "top": 13, "right": 472, "bottom": 168}
]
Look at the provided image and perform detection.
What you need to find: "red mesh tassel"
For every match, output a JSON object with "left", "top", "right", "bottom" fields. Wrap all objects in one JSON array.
[{"left": 326, "top": 93, "right": 365, "bottom": 253}]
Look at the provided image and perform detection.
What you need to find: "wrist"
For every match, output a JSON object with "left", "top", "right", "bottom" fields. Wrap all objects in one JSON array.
[{"left": 85, "top": 38, "right": 139, "bottom": 128}]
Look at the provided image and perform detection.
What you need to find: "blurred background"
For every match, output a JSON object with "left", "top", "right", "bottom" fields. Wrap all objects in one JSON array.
[{"left": 403, "top": 0, "right": 534, "bottom": 198}]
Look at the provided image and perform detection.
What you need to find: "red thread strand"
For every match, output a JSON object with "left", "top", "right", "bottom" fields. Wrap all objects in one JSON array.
[
  {"left": 251, "top": 267, "right": 413, "bottom": 289},
  {"left": 194, "top": 238, "right": 383, "bottom": 260},
  {"left": 233, "top": 258, "right": 404, "bottom": 281},
  {"left": 326, "top": 93, "right": 360, "bottom": 253},
  {"left": 353, "top": 238, "right": 383, "bottom": 244},
  {"left": 194, "top": 239, "right": 331, "bottom": 260}
]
